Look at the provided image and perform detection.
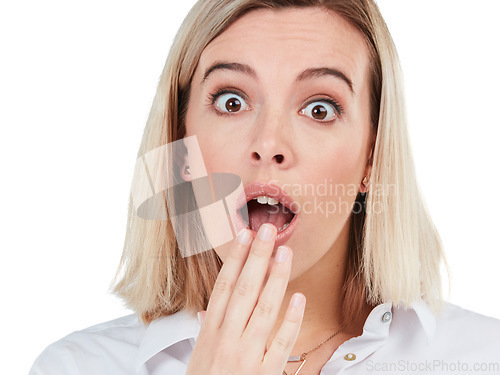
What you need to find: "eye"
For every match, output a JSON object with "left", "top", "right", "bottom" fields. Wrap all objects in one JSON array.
[
  {"left": 214, "top": 93, "right": 249, "bottom": 113},
  {"left": 299, "top": 100, "right": 339, "bottom": 122}
]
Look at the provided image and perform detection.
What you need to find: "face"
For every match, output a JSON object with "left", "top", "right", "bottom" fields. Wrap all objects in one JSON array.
[{"left": 184, "top": 7, "right": 374, "bottom": 279}]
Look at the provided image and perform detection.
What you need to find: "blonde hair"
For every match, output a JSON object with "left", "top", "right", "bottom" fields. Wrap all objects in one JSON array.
[{"left": 110, "top": 0, "right": 448, "bottom": 324}]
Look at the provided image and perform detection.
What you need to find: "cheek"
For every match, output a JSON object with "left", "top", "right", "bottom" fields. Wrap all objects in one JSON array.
[
  {"left": 197, "top": 135, "right": 241, "bottom": 173},
  {"left": 296, "top": 138, "right": 366, "bottom": 222},
  {"left": 304, "top": 139, "right": 364, "bottom": 185},
  {"left": 185, "top": 108, "right": 233, "bottom": 173}
]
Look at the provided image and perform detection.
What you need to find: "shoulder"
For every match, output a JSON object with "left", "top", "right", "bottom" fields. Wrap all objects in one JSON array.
[
  {"left": 29, "top": 314, "right": 145, "bottom": 375},
  {"left": 433, "top": 302, "right": 500, "bottom": 356},
  {"left": 436, "top": 301, "right": 500, "bottom": 334},
  {"left": 391, "top": 301, "right": 500, "bottom": 355}
]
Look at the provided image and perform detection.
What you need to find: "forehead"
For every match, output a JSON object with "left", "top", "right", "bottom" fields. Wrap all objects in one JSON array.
[{"left": 198, "top": 7, "right": 370, "bottom": 90}]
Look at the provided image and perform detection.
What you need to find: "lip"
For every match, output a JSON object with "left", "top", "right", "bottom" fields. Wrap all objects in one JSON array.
[{"left": 235, "top": 182, "right": 299, "bottom": 248}]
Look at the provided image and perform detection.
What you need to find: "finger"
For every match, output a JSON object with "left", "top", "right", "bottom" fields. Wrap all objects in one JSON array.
[
  {"left": 222, "top": 224, "right": 277, "bottom": 335},
  {"left": 263, "top": 293, "right": 306, "bottom": 371},
  {"left": 242, "top": 246, "right": 292, "bottom": 354},
  {"left": 203, "top": 229, "right": 254, "bottom": 330}
]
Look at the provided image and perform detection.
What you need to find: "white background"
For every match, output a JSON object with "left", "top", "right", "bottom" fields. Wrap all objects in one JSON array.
[{"left": 1, "top": 1, "right": 499, "bottom": 373}]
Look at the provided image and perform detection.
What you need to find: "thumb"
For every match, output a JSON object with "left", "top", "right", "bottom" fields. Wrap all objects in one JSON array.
[{"left": 197, "top": 310, "right": 206, "bottom": 326}]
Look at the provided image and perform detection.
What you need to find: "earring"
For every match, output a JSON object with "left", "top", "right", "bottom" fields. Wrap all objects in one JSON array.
[
  {"left": 362, "top": 175, "right": 369, "bottom": 188},
  {"left": 180, "top": 162, "right": 192, "bottom": 182}
]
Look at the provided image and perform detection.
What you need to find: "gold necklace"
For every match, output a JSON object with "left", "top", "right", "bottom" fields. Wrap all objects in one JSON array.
[{"left": 282, "top": 324, "right": 346, "bottom": 375}]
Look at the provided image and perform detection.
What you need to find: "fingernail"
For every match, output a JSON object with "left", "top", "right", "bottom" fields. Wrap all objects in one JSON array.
[
  {"left": 237, "top": 229, "right": 251, "bottom": 245},
  {"left": 291, "top": 293, "right": 305, "bottom": 307},
  {"left": 257, "top": 224, "right": 274, "bottom": 241},
  {"left": 275, "top": 246, "right": 288, "bottom": 263}
]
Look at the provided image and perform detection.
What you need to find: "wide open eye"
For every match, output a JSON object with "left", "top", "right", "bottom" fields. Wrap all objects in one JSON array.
[
  {"left": 215, "top": 93, "right": 249, "bottom": 113},
  {"left": 299, "top": 101, "right": 338, "bottom": 122}
]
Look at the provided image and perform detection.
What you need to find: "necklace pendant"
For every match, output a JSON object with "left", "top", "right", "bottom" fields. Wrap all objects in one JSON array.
[
  {"left": 285, "top": 356, "right": 307, "bottom": 375},
  {"left": 292, "top": 358, "right": 307, "bottom": 375}
]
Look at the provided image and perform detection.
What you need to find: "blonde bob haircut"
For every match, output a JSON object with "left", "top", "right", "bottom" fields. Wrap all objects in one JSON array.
[{"left": 111, "top": 0, "right": 448, "bottom": 324}]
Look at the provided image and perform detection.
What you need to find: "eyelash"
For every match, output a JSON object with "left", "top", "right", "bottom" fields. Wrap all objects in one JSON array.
[
  {"left": 206, "top": 88, "right": 344, "bottom": 120},
  {"left": 208, "top": 89, "right": 248, "bottom": 106},
  {"left": 304, "top": 97, "right": 344, "bottom": 117}
]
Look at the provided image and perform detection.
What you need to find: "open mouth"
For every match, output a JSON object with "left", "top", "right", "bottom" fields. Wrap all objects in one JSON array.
[{"left": 239, "top": 195, "right": 296, "bottom": 233}]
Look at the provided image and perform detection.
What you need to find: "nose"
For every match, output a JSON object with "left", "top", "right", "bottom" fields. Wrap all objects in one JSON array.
[{"left": 248, "top": 110, "right": 294, "bottom": 169}]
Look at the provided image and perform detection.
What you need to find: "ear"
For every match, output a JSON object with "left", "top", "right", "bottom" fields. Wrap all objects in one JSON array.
[
  {"left": 360, "top": 145, "right": 374, "bottom": 194},
  {"left": 180, "top": 158, "right": 192, "bottom": 182}
]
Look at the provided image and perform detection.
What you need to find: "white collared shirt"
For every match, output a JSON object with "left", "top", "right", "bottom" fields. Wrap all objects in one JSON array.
[{"left": 29, "top": 301, "right": 500, "bottom": 374}]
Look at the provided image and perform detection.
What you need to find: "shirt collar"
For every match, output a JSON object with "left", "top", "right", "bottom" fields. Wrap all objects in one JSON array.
[
  {"left": 363, "top": 300, "right": 436, "bottom": 343},
  {"left": 365, "top": 299, "right": 436, "bottom": 337},
  {"left": 135, "top": 309, "right": 200, "bottom": 371},
  {"left": 411, "top": 299, "right": 437, "bottom": 343},
  {"left": 135, "top": 300, "right": 437, "bottom": 370}
]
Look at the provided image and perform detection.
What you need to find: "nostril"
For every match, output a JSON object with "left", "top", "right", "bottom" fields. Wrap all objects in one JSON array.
[{"left": 251, "top": 152, "right": 284, "bottom": 163}]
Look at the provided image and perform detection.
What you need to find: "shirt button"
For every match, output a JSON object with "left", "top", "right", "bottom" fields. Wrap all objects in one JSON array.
[
  {"left": 344, "top": 353, "right": 356, "bottom": 361},
  {"left": 382, "top": 311, "right": 392, "bottom": 323}
]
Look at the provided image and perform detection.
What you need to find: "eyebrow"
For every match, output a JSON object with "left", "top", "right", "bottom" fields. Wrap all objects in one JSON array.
[
  {"left": 202, "top": 62, "right": 257, "bottom": 83},
  {"left": 297, "top": 67, "right": 354, "bottom": 94},
  {"left": 202, "top": 61, "right": 354, "bottom": 94}
]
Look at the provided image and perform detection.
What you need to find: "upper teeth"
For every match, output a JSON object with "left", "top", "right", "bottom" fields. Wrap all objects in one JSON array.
[{"left": 255, "top": 195, "right": 279, "bottom": 205}]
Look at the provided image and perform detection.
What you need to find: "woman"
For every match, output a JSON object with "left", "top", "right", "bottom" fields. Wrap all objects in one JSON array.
[{"left": 29, "top": 0, "right": 500, "bottom": 374}]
